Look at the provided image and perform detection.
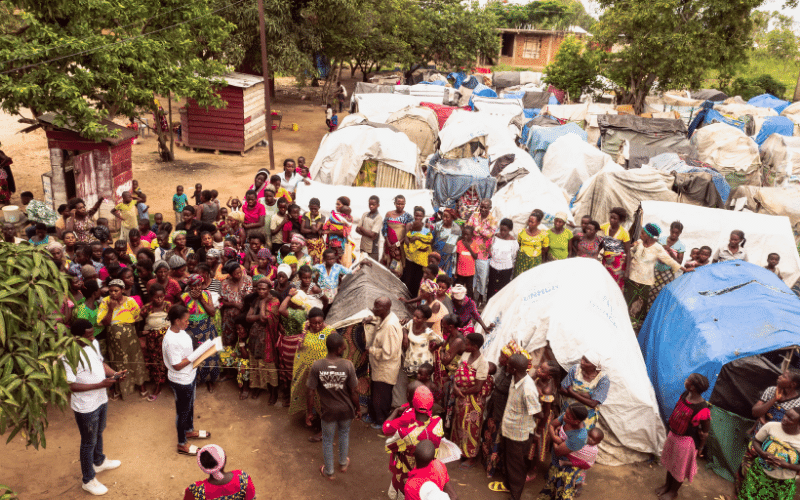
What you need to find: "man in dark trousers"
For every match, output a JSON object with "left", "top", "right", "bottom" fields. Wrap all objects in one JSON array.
[{"left": 502, "top": 353, "right": 541, "bottom": 500}]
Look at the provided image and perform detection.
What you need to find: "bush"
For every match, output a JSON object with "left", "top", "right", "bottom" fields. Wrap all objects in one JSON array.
[
  {"left": 543, "top": 35, "right": 600, "bottom": 102},
  {"left": 729, "top": 74, "right": 787, "bottom": 100}
]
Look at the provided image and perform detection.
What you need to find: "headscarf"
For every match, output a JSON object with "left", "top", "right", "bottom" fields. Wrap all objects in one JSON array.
[
  {"left": 46, "top": 240, "right": 64, "bottom": 253},
  {"left": 501, "top": 339, "right": 532, "bottom": 369},
  {"left": 412, "top": 386, "right": 434, "bottom": 417},
  {"left": 206, "top": 249, "right": 220, "bottom": 259},
  {"left": 223, "top": 247, "right": 238, "bottom": 260},
  {"left": 108, "top": 279, "right": 125, "bottom": 288},
  {"left": 277, "top": 263, "right": 292, "bottom": 278},
  {"left": 81, "top": 264, "right": 97, "bottom": 278},
  {"left": 256, "top": 248, "right": 273, "bottom": 261},
  {"left": 186, "top": 274, "right": 203, "bottom": 286},
  {"left": 291, "top": 233, "right": 307, "bottom": 247},
  {"left": 172, "top": 230, "right": 187, "bottom": 241},
  {"left": 583, "top": 350, "right": 602, "bottom": 369},
  {"left": 229, "top": 211, "right": 245, "bottom": 224},
  {"left": 196, "top": 444, "right": 226, "bottom": 481},
  {"left": 168, "top": 255, "right": 186, "bottom": 269},
  {"left": 642, "top": 223, "right": 661, "bottom": 239},
  {"left": 554, "top": 212, "right": 568, "bottom": 223},
  {"left": 442, "top": 208, "right": 458, "bottom": 221},
  {"left": 420, "top": 279, "right": 437, "bottom": 294},
  {"left": 283, "top": 255, "right": 298, "bottom": 265},
  {"left": 451, "top": 284, "right": 467, "bottom": 300},
  {"left": 154, "top": 260, "right": 170, "bottom": 272}
]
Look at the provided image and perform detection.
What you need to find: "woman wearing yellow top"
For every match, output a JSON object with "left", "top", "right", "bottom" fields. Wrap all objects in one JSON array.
[
  {"left": 402, "top": 206, "right": 434, "bottom": 298},
  {"left": 513, "top": 209, "right": 549, "bottom": 278},
  {"left": 98, "top": 279, "right": 147, "bottom": 399},
  {"left": 600, "top": 207, "right": 632, "bottom": 290}
]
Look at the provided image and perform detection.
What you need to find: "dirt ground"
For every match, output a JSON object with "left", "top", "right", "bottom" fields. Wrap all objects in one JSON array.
[{"left": 2, "top": 76, "right": 736, "bottom": 499}]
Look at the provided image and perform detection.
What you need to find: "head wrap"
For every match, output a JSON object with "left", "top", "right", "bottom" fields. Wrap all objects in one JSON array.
[
  {"left": 154, "top": 260, "right": 170, "bottom": 272},
  {"left": 442, "top": 208, "right": 458, "bottom": 221},
  {"left": 501, "top": 340, "right": 532, "bottom": 369},
  {"left": 642, "top": 223, "right": 661, "bottom": 239},
  {"left": 277, "top": 263, "right": 292, "bottom": 278},
  {"left": 172, "top": 230, "right": 187, "bottom": 240},
  {"left": 196, "top": 444, "right": 226, "bottom": 481},
  {"left": 256, "top": 248, "right": 273, "bottom": 261},
  {"left": 583, "top": 350, "right": 602, "bottom": 369},
  {"left": 46, "top": 240, "right": 64, "bottom": 253},
  {"left": 229, "top": 211, "right": 245, "bottom": 223},
  {"left": 412, "top": 386, "right": 434, "bottom": 417},
  {"left": 420, "top": 279, "right": 438, "bottom": 294},
  {"left": 168, "top": 255, "right": 186, "bottom": 269},
  {"left": 283, "top": 255, "right": 298, "bottom": 265},
  {"left": 206, "top": 249, "right": 220, "bottom": 259},
  {"left": 81, "top": 264, "right": 97, "bottom": 278},
  {"left": 223, "top": 247, "right": 238, "bottom": 260},
  {"left": 255, "top": 168, "right": 269, "bottom": 180},
  {"left": 451, "top": 284, "right": 467, "bottom": 300},
  {"left": 291, "top": 233, "right": 306, "bottom": 245},
  {"left": 186, "top": 274, "right": 203, "bottom": 286},
  {"left": 554, "top": 212, "right": 568, "bottom": 223},
  {"left": 108, "top": 279, "right": 125, "bottom": 288}
]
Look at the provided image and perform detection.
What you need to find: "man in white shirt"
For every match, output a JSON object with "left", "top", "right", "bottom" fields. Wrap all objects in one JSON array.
[
  {"left": 63, "top": 319, "right": 124, "bottom": 496},
  {"left": 364, "top": 297, "right": 403, "bottom": 429},
  {"left": 502, "top": 354, "right": 541, "bottom": 500}
]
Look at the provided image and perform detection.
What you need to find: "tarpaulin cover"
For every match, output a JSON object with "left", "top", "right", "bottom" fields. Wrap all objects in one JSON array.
[
  {"left": 760, "top": 135, "right": 800, "bottom": 187},
  {"left": 353, "top": 82, "right": 396, "bottom": 96},
  {"left": 748, "top": 93, "right": 791, "bottom": 115},
  {"left": 419, "top": 102, "right": 471, "bottom": 130},
  {"left": 522, "top": 91, "right": 553, "bottom": 110},
  {"left": 671, "top": 172, "right": 724, "bottom": 208},
  {"left": 690, "top": 123, "right": 761, "bottom": 187},
  {"left": 705, "top": 405, "right": 758, "bottom": 481},
  {"left": 687, "top": 101, "right": 747, "bottom": 136},
  {"left": 478, "top": 258, "right": 667, "bottom": 465},
  {"left": 753, "top": 115, "right": 795, "bottom": 146},
  {"left": 709, "top": 354, "right": 783, "bottom": 418},
  {"left": 501, "top": 91, "right": 525, "bottom": 100},
  {"left": 309, "top": 124, "right": 421, "bottom": 186},
  {"left": 471, "top": 96, "right": 524, "bottom": 117},
  {"left": 469, "top": 83, "right": 497, "bottom": 108},
  {"left": 543, "top": 103, "right": 589, "bottom": 124},
  {"left": 386, "top": 106, "right": 439, "bottom": 158},
  {"left": 690, "top": 89, "right": 728, "bottom": 101},
  {"left": 598, "top": 114, "right": 688, "bottom": 135},
  {"left": 493, "top": 71, "right": 520, "bottom": 89},
  {"left": 646, "top": 153, "right": 731, "bottom": 202},
  {"left": 521, "top": 114, "right": 559, "bottom": 144},
  {"left": 354, "top": 93, "right": 426, "bottom": 122},
  {"left": 438, "top": 114, "right": 489, "bottom": 155},
  {"left": 426, "top": 154, "right": 495, "bottom": 211},
  {"left": 726, "top": 185, "right": 800, "bottom": 244},
  {"left": 525, "top": 123, "right": 588, "bottom": 169},
  {"left": 639, "top": 200, "right": 800, "bottom": 285},
  {"left": 542, "top": 133, "right": 617, "bottom": 195},
  {"left": 627, "top": 135, "right": 698, "bottom": 170}
]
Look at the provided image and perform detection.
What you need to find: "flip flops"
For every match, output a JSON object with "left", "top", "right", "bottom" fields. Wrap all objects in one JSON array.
[
  {"left": 319, "top": 465, "right": 335, "bottom": 481},
  {"left": 187, "top": 430, "right": 211, "bottom": 439},
  {"left": 340, "top": 457, "right": 350, "bottom": 473},
  {"left": 178, "top": 444, "right": 199, "bottom": 456},
  {"left": 488, "top": 481, "right": 510, "bottom": 493}
]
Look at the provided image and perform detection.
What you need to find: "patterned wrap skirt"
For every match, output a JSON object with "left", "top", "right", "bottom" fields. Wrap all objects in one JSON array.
[
  {"left": 187, "top": 317, "right": 220, "bottom": 384},
  {"left": 106, "top": 323, "right": 148, "bottom": 396}
]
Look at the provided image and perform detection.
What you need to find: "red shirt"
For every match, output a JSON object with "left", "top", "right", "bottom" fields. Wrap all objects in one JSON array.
[
  {"left": 382, "top": 405, "right": 416, "bottom": 435},
  {"left": 404, "top": 460, "right": 449, "bottom": 500},
  {"left": 183, "top": 470, "right": 255, "bottom": 500},
  {"left": 242, "top": 202, "right": 265, "bottom": 225}
]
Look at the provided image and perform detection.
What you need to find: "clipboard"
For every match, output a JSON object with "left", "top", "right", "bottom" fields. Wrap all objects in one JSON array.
[{"left": 192, "top": 337, "right": 223, "bottom": 368}]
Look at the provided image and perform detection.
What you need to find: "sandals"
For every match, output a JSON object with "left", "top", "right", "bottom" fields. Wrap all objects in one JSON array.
[
  {"left": 340, "top": 457, "right": 350, "bottom": 473},
  {"left": 319, "top": 465, "right": 335, "bottom": 481},
  {"left": 187, "top": 430, "right": 211, "bottom": 439},
  {"left": 146, "top": 393, "right": 159, "bottom": 402},
  {"left": 178, "top": 444, "right": 199, "bottom": 456},
  {"left": 488, "top": 481, "right": 510, "bottom": 493}
]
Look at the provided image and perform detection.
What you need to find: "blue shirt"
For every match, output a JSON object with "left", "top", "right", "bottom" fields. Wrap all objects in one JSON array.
[
  {"left": 173, "top": 193, "right": 189, "bottom": 212},
  {"left": 313, "top": 263, "right": 350, "bottom": 291}
]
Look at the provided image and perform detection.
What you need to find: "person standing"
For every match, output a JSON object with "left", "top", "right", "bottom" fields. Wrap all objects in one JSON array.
[
  {"left": 356, "top": 195, "right": 383, "bottom": 262},
  {"left": 404, "top": 440, "right": 459, "bottom": 500},
  {"left": 63, "top": 319, "right": 124, "bottom": 496},
  {"left": 364, "top": 297, "right": 403, "bottom": 429},
  {"left": 307, "top": 332, "right": 360, "bottom": 480},
  {"left": 466, "top": 199, "right": 497, "bottom": 306},
  {"left": 110, "top": 191, "right": 138, "bottom": 244},
  {"left": 176, "top": 206, "right": 218, "bottom": 252},
  {"left": 163, "top": 304, "right": 214, "bottom": 456},
  {"left": 184, "top": 444, "right": 256, "bottom": 500}
]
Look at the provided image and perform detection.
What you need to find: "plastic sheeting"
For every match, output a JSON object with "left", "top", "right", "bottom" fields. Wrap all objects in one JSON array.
[
  {"left": 386, "top": 106, "right": 440, "bottom": 158},
  {"left": 639, "top": 200, "right": 800, "bottom": 284},
  {"left": 690, "top": 123, "right": 761, "bottom": 188},
  {"left": 526, "top": 123, "right": 588, "bottom": 169},
  {"left": 471, "top": 96, "right": 524, "bottom": 117},
  {"left": 426, "top": 155, "right": 495, "bottom": 212},
  {"left": 353, "top": 93, "right": 426, "bottom": 122},
  {"left": 753, "top": 116, "right": 794, "bottom": 146},
  {"left": 645, "top": 153, "right": 732, "bottom": 202},
  {"left": 571, "top": 170, "right": 678, "bottom": 225},
  {"left": 748, "top": 93, "right": 791, "bottom": 115},
  {"left": 491, "top": 161, "right": 573, "bottom": 231},
  {"left": 627, "top": 135, "right": 698, "bottom": 170},
  {"left": 541, "top": 134, "right": 617, "bottom": 195},
  {"left": 478, "top": 258, "right": 667, "bottom": 465},
  {"left": 542, "top": 103, "right": 589, "bottom": 124},
  {"left": 726, "top": 185, "right": 800, "bottom": 244},
  {"left": 309, "top": 124, "right": 422, "bottom": 187},
  {"left": 760, "top": 135, "right": 800, "bottom": 186},
  {"left": 597, "top": 115, "right": 688, "bottom": 158}
]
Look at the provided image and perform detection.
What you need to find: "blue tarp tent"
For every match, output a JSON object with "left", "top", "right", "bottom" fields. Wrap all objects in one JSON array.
[
  {"left": 687, "top": 101, "right": 747, "bottom": 137},
  {"left": 425, "top": 154, "right": 496, "bottom": 212},
  {"left": 525, "top": 122, "right": 587, "bottom": 169},
  {"left": 754, "top": 116, "right": 795, "bottom": 146},
  {"left": 639, "top": 261, "right": 800, "bottom": 479},
  {"left": 748, "top": 93, "right": 791, "bottom": 114},
  {"left": 469, "top": 83, "right": 497, "bottom": 108}
]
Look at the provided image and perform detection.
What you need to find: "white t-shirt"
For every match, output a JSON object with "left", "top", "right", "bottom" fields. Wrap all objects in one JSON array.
[
  {"left": 162, "top": 329, "right": 197, "bottom": 385},
  {"left": 283, "top": 173, "right": 302, "bottom": 193},
  {"left": 62, "top": 340, "right": 109, "bottom": 413},
  {"left": 489, "top": 236, "right": 520, "bottom": 270}
]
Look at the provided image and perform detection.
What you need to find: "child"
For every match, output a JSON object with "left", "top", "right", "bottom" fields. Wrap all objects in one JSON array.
[
  {"left": 186, "top": 253, "right": 199, "bottom": 275},
  {"left": 152, "top": 213, "right": 164, "bottom": 234},
  {"left": 90, "top": 241, "right": 105, "bottom": 270},
  {"left": 313, "top": 248, "right": 351, "bottom": 302},
  {"left": 28, "top": 222, "right": 50, "bottom": 246},
  {"left": 196, "top": 231, "right": 215, "bottom": 263},
  {"left": 227, "top": 196, "right": 242, "bottom": 213},
  {"left": 357, "top": 195, "right": 383, "bottom": 262},
  {"left": 382, "top": 243, "right": 405, "bottom": 279},
  {"left": 282, "top": 204, "right": 303, "bottom": 244},
  {"left": 111, "top": 191, "right": 138, "bottom": 243},
  {"left": 269, "top": 198, "right": 289, "bottom": 254},
  {"left": 325, "top": 104, "right": 333, "bottom": 129},
  {"left": 192, "top": 183, "right": 203, "bottom": 206},
  {"left": 765, "top": 252, "right": 782, "bottom": 278},
  {"left": 685, "top": 246, "right": 712, "bottom": 270},
  {"left": 114, "top": 240, "right": 133, "bottom": 267},
  {"left": 139, "top": 284, "right": 170, "bottom": 401},
  {"left": 217, "top": 207, "right": 229, "bottom": 231},
  {"left": 416, "top": 362, "right": 442, "bottom": 412},
  {"left": 210, "top": 189, "right": 220, "bottom": 208},
  {"left": 559, "top": 428, "right": 605, "bottom": 497},
  {"left": 90, "top": 222, "right": 111, "bottom": 248},
  {"left": 297, "top": 156, "right": 310, "bottom": 178},
  {"left": 329, "top": 109, "right": 338, "bottom": 132},
  {"left": 131, "top": 180, "right": 149, "bottom": 222},
  {"left": 455, "top": 227, "right": 478, "bottom": 300},
  {"left": 270, "top": 175, "right": 293, "bottom": 203},
  {"left": 139, "top": 219, "right": 157, "bottom": 244},
  {"left": 244, "top": 234, "right": 265, "bottom": 271},
  {"left": 252, "top": 248, "right": 276, "bottom": 282},
  {"left": 689, "top": 247, "right": 699, "bottom": 262},
  {"left": 323, "top": 197, "right": 352, "bottom": 260},
  {"left": 173, "top": 186, "right": 189, "bottom": 225}
]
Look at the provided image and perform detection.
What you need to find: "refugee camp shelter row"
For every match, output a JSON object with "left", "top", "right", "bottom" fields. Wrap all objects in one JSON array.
[{"left": 485, "top": 27, "right": 588, "bottom": 70}]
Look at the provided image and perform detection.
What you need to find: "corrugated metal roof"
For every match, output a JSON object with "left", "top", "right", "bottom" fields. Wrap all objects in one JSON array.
[
  {"left": 221, "top": 72, "right": 264, "bottom": 88},
  {"left": 36, "top": 112, "right": 138, "bottom": 146}
]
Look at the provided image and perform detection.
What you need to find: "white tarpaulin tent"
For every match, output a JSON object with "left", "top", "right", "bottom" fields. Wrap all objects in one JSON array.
[
  {"left": 491, "top": 164, "right": 573, "bottom": 230},
  {"left": 437, "top": 110, "right": 489, "bottom": 156},
  {"left": 353, "top": 93, "right": 425, "bottom": 122},
  {"left": 477, "top": 258, "right": 667, "bottom": 465},
  {"left": 760, "top": 134, "right": 800, "bottom": 187},
  {"left": 309, "top": 124, "right": 422, "bottom": 187},
  {"left": 691, "top": 123, "right": 761, "bottom": 187},
  {"left": 640, "top": 200, "right": 800, "bottom": 286},
  {"left": 542, "top": 134, "right": 619, "bottom": 195},
  {"left": 472, "top": 96, "right": 524, "bottom": 117},
  {"left": 386, "top": 106, "right": 440, "bottom": 158},
  {"left": 726, "top": 185, "right": 800, "bottom": 245}
]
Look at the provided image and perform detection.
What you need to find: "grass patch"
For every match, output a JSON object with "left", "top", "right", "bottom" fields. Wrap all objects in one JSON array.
[{"left": 705, "top": 54, "right": 800, "bottom": 100}]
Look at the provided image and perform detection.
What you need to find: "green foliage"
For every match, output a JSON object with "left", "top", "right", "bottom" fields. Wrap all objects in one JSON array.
[
  {"left": 729, "top": 74, "right": 788, "bottom": 100},
  {"left": 0, "top": 244, "right": 85, "bottom": 450},
  {"left": 0, "top": 0, "right": 234, "bottom": 142},
  {"left": 543, "top": 35, "right": 600, "bottom": 102},
  {"left": 486, "top": 0, "right": 596, "bottom": 32}
]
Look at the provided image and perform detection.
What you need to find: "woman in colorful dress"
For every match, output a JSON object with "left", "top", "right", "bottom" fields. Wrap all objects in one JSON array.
[
  {"left": 148, "top": 261, "right": 182, "bottom": 306},
  {"left": 648, "top": 221, "right": 686, "bottom": 306},
  {"left": 402, "top": 206, "right": 434, "bottom": 298},
  {"left": 571, "top": 221, "right": 603, "bottom": 259},
  {"left": 382, "top": 194, "right": 413, "bottom": 256},
  {"left": 97, "top": 279, "right": 147, "bottom": 399},
  {"left": 547, "top": 212, "right": 573, "bottom": 261},
  {"left": 558, "top": 352, "right": 610, "bottom": 430},
  {"left": 513, "top": 209, "right": 549, "bottom": 278},
  {"left": 538, "top": 404, "right": 589, "bottom": 500},
  {"left": 65, "top": 197, "right": 103, "bottom": 243},
  {"left": 434, "top": 315, "right": 466, "bottom": 402},
  {"left": 738, "top": 408, "right": 800, "bottom": 500},
  {"left": 183, "top": 444, "right": 256, "bottom": 500},
  {"left": 139, "top": 283, "right": 170, "bottom": 402},
  {"left": 288, "top": 233, "right": 312, "bottom": 268},
  {"left": 452, "top": 332, "right": 491, "bottom": 469},
  {"left": 244, "top": 278, "right": 281, "bottom": 405},
  {"left": 600, "top": 207, "right": 631, "bottom": 290},
  {"left": 657, "top": 373, "right": 710, "bottom": 500},
  {"left": 433, "top": 208, "right": 462, "bottom": 277},
  {"left": 182, "top": 274, "right": 221, "bottom": 393},
  {"left": 166, "top": 231, "right": 194, "bottom": 261},
  {"left": 397, "top": 305, "right": 442, "bottom": 408},
  {"left": 73, "top": 279, "right": 104, "bottom": 349},
  {"left": 384, "top": 386, "right": 445, "bottom": 497},
  {"left": 219, "top": 261, "right": 253, "bottom": 347},
  {"left": 278, "top": 290, "right": 309, "bottom": 407},
  {"left": 301, "top": 197, "right": 325, "bottom": 264}
]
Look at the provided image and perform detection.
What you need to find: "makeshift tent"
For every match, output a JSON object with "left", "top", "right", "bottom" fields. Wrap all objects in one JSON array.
[
  {"left": 437, "top": 113, "right": 488, "bottom": 159},
  {"left": 353, "top": 93, "right": 425, "bottom": 122},
  {"left": 639, "top": 200, "right": 800, "bottom": 284},
  {"left": 426, "top": 154, "right": 495, "bottom": 212},
  {"left": 468, "top": 83, "right": 497, "bottom": 107},
  {"left": 491, "top": 161, "right": 573, "bottom": 231},
  {"left": 487, "top": 143, "right": 535, "bottom": 188},
  {"left": 526, "top": 123, "right": 588, "bottom": 169},
  {"left": 585, "top": 103, "right": 618, "bottom": 146},
  {"left": 759, "top": 134, "right": 800, "bottom": 187},
  {"left": 478, "top": 258, "right": 667, "bottom": 465},
  {"left": 386, "top": 106, "right": 439, "bottom": 159},
  {"left": 753, "top": 116, "right": 794, "bottom": 146},
  {"left": 571, "top": 169, "right": 678, "bottom": 225},
  {"left": 639, "top": 261, "right": 800, "bottom": 480},
  {"left": 337, "top": 113, "right": 369, "bottom": 129},
  {"left": 471, "top": 97, "right": 524, "bottom": 117},
  {"left": 542, "top": 102, "right": 589, "bottom": 127},
  {"left": 690, "top": 89, "right": 728, "bottom": 101},
  {"left": 541, "top": 133, "right": 617, "bottom": 195},
  {"left": 670, "top": 172, "right": 724, "bottom": 208},
  {"left": 419, "top": 102, "right": 472, "bottom": 130},
  {"left": 726, "top": 185, "right": 800, "bottom": 245},
  {"left": 687, "top": 100, "right": 750, "bottom": 136},
  {"left": 597, "top": 115, "right": 692, "bottom": 168},
  {"left": 690, "top": 123, "right": 761, "bottom": 189},
  {"left": 309, "top": 124, "right": 422, "bottom": 189},
  {"left": 408, "top": 83, "right": 447, "bottom": 100},
  {"left": 521, "top": 115, "right": 561, "bottom": 146},
  {"left": 645, "top": 153, "right": 732, "bottom": 202},
  {"left": 748, "top": 93, "right": 791, "bottom": 115},
  {"left": 492, "top": 71, "right": 543, "bottom": 90}
]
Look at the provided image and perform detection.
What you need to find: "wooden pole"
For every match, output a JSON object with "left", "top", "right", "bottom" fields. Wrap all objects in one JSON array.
[
  {"left": 258, "top": 0, "right": 275, "bottom": 170},
  {"left": 168, "top": 90, "right": 174, "bottom": 159}
]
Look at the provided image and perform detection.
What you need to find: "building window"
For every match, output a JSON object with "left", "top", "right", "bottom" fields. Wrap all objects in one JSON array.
[
  {"left": 501, "top": 33, "right": 514, "bottom": 57},
  {"left": 522, "top": 37, "right": 541, "bottom": 59}
]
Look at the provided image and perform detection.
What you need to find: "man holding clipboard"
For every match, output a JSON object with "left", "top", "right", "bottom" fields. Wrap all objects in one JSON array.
[{"left": 162, "top": 304, "right": 222, "bottom": 456}]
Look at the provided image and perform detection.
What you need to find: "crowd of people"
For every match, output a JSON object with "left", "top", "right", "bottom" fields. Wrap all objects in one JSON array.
[{"left": 2, "top": 157, "right": 797, "bottom": 500}]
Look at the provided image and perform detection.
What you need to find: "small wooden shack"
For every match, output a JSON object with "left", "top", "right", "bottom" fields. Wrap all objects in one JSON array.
[
  {"left": 33, "top": 113, "right": 137, "bottom": 210},
  {"left": 180, "top": 72, "right": 267, "bottom": 153}
]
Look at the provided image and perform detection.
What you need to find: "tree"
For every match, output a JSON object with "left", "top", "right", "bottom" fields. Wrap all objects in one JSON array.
[
  {"left": 0, "top": 0, "right": 234, "bottom": 160},
  {"left": 486, "top": 0, "right": 596, "bottom": 32},
  {"left": 593, "top": 0, "right": 798, "bottom": 114},
  {"left": 0, "top": 245, "right": 86, "bottom": 450},
  {"left": 544, "top": 36, "right": 601, "bottom": 102}
]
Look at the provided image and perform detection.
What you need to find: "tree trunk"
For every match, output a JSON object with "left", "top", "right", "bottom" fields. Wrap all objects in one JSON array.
[
  {"left": 150, "top": 102, "right": 174, "bottom": 162},
  {"left": 794, "top": 65, "right": 800, "bottom": 102},
  {"left": 168, "top": 90, "right": 174, "bottom": 160}
]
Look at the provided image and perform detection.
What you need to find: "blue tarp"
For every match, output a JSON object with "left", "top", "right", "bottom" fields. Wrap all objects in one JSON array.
[
  {"left": 548, "top": 95, "right": 560, "bottom": 105},
  {"left": 639, "top": 260, "right": 800, "bottom": 423},
  {"left": 419, "top": 80, "right": 446, "bottom": 86},
  {"left": 469, "top": 83, "right": 498, "bottom": 108},
  {"left": 648, "top": 153, "right": 732, "bottom": 202},
  {"left": 425, "top": 155, "right": 496, "bottom": 211},
  {"left": 748, "top": 93, "right": 791, "bottom": 115},
  {"left": 754, "top": 116, "right": 795, "bottom": 146},
  {"left": 502, "top": 91, "right": 526, "bottom": 100},
  {"left": 525, "top": 122, "right": 587, "bottom": 169},
  {"left": 520, "top": 110, "right": 542, "bottom": 145},
  {"left": 687, "top": 101, "right": 746, "bottom": 137}
]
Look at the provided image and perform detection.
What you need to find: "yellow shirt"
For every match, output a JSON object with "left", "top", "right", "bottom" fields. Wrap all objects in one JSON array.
[
  {"left": 114, "top": 200, "right": 138, "bottom": 227},
  {"left": 97, "top": 296, "right": 140, "bottom": 325}
]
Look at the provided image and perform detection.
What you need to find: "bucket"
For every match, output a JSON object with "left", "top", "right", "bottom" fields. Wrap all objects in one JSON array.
[
  {"left": 292, "top": 123, "right": 299, "bottom": 132},
  {"left": 2, "top": 205, "right": 21, "bottom": 223}
]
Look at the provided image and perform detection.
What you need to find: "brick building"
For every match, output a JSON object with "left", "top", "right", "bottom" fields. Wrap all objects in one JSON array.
[{"left": 490, "top": 27, "right": 588, "bottom": 70}]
